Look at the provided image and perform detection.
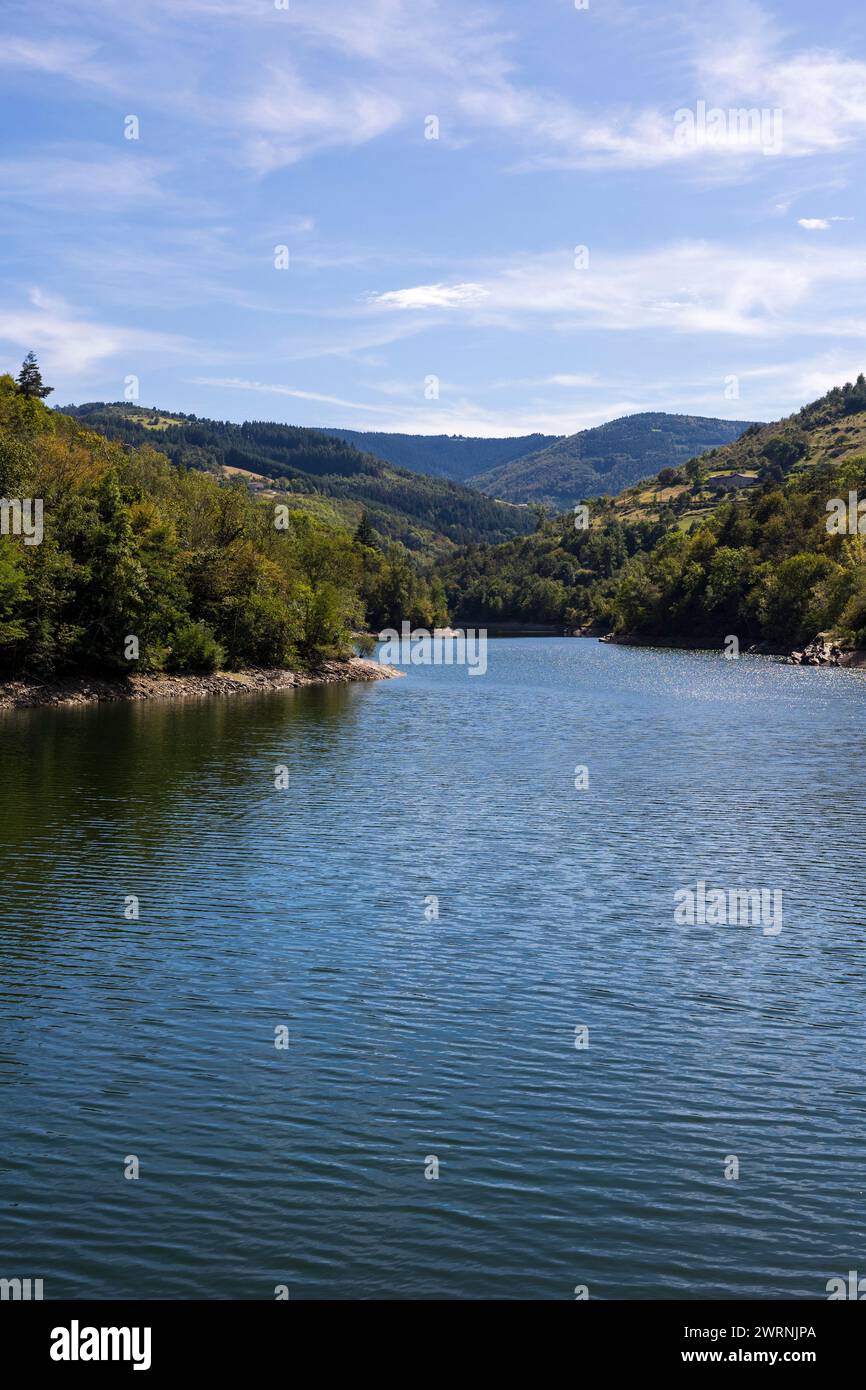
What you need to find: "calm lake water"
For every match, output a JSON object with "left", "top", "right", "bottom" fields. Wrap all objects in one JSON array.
[{"left": 1, "top": 638, "right": 865, "bottom": 1300}]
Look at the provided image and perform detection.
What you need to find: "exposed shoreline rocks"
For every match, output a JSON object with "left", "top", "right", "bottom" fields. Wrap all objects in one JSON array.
[
  {"left": 599, "top": 631, "right": 866, "bottom": 668},
  {"left": 785, "top": 635, "right": 866, "bottom": 668},
  {"left": 0, "top": 657, "right": 402, "bottom": 710}
]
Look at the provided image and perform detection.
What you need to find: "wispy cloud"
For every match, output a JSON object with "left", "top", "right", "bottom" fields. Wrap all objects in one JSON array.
[
  {"left": 0, "top": 34, "right": 117, "bottom": 90},
  {"left": 11, "top": 1, "right": 866, "bottom": 178},
  {"left": 184, "top": 375, "right": 614, "bottom": 435},
  {"left": 189, "top": 377, "right": 398, "bottom": 414},
  {"left": 5, "top": 0, "right": 866, "bottom": 432},
  {"left": 238, "top": 69, "right": 402, "bottom": 172},
  {"left": 0, "top": 289, "right": 201, "bottom": 376},
  {"left": 459, "top": 6, "right": 866, "bottom": 173},
  {"left": 367, "top": 239, "right": 866, "bottom": 339},
  {"left": 0, "top": 152, "right": 174, "bottom": 209}
]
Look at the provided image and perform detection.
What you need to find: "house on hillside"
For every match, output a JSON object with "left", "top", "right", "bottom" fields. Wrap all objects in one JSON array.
[{"left": 707, "top": 472, "right": 760, "bottom": 492}]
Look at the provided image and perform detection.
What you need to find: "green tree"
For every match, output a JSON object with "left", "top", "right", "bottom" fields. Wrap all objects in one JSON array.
[
  {"left": 15, "top": 352, "right": 53, "bottom": 401},
  {"left": 353, "top": 511, "right": 375, "bottom": 546},
  {"left": 0, "top": 538, "right": 28, "bottom": 651},
  {"left": 166, "top": 620, "right": 225, "bottom": 671},
  {"left": 754, "top": 552, "right": 836, "bottom": 645}
]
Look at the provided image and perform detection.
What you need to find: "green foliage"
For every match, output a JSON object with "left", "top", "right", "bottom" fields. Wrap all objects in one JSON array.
[
  {"left": 438, "top": 378, "right": 866, "bottom": 651},
  {"left": 0, "top": 538, "right": 28, "bottom": 649},
  {"left": 798, "top": 372, "right": 866, "bottom": 424},
  {"left": 0, "top": 379, "right": 450, "bottom": 679},
  {"left": 353, "top": 510, "right": 375, "bottom": 546},
  {"left": 358, "top": 542, "right": 448, "bottom": 632},
  {"left": 761, "top": 430, "right": 808, "bottom": 473},
  {"left": 58, "top": 403, "right": 534, "bottom": 557},
  {"left": 319, "top": 428, "right": 557, "bottom": 483},
  {"left": 15, "top": 351, "right": 53, "bottom": 401},
  {"left": 439, "top": 502, "right": 654, "bottom": 627},
  {"left": 166, "top": 621, "right": 225, "bottom": 672}
]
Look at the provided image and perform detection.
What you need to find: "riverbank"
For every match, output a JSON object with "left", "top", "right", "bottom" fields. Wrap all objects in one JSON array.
[
  {"left": 598, "top": 631, "right": 866, "bottom": 668},
  {"left": 0, "top": 657, "right": 401, "bottom": 710}
]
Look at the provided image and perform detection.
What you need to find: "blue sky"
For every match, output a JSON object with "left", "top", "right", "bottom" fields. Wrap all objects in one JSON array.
[{"left": 1, "top": 0, "right": 865, "bottom": 436}]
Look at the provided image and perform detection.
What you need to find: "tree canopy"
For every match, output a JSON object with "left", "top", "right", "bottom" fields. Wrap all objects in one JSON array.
[
  {"left": 438, "top": 378, "right": 866, "bottom": 651},
  {"left": 0, "top": 378, "right": 445, "bottom": 678}
]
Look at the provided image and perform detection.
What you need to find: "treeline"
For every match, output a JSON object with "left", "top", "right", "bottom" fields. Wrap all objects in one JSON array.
[
  {"left": 318, "top": 427, "right": 556, "bottom": 483},
  {"left": 60, "top": 404, "right": 534, "bottom": 554},
  {"left": 0, "top": 376, "right": 445, "bottom": 678},
  {"left": 599, "top": 459, "right": 866, "bottom": 647},
  {"left": 440, "top": 378, "right": 866, "bottom": 650},
  {"left": 799, "top": 375, "right": 866, "bottom": 426},
  {"left": 61, "top": 405, "right": 378, "bottom": 479},
  {"left": 440, "top": 514, "right": 666, "bottom": 625}
]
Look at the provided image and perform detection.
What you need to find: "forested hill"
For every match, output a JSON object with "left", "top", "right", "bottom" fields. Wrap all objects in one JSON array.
[
  {"left": 439, "top": 377, "right": 866, "bottom": 653},
  {"left": 318, "top": 428, "right": 556, "bottom": 483},
  {"left": 468, "top": 412, "right": 758, "bottom": 510},
  {"left": 59, "top": 404, "right": 535, "bottom": 557},
  {"left": 0, "top": 377, "right": 448, "bottom": 679}
]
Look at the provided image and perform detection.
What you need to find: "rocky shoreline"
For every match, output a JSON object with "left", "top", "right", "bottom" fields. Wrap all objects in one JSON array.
[
  {"left": 785, "top": 635, "right": 866, "bottom": 668},
  {"left": 595, "top": 629, "right": 866, "bottom": 668},
  {"left": 0, "top": 657, "right": 401, "bottom": 710}
]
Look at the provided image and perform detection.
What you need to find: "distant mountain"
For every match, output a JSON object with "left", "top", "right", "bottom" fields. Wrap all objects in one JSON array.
[
  {"left": 59, "top": 404, "right": 535, "bottom": 558},
  {"left": 467, "top": 413, "right": 760, "bottom": 510},
  {"left": 318, "top": 428, "right": 557, "bottom": 483}
]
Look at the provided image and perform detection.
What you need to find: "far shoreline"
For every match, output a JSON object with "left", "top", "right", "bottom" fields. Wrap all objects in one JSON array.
[
  {"left": 596, "top": 631, "right": 866, "bottom": 668},
  {"left": 0, "top": 657, "right": 402, "bottom": 710}
]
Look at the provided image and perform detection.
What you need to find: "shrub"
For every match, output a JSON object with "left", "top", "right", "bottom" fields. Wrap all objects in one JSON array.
[{"left": 166, "top": 620, "right": 225, "bottom": 672}]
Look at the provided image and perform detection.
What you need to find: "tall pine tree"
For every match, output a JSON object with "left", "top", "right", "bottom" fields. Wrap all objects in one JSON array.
[
  {"left": 353, "top": 510, "right": 375, "bottom": 546},
  {"left": 15, "top": 352, "right": 53, "bottom": 400}
]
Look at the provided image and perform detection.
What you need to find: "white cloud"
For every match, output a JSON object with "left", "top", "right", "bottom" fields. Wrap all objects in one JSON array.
[
  {"left": 458, "top": 8, "right": 866, "bottom": 172},
  {"left": 367, "top": 240, "right": 866, "bottom": 340},
  {"left": 368, "top": 283, "right": 490, "bottom": 311},
  {"left": 0, "top": 289, "right": 198, "bottom": 376},
  {"left": 797, "top": 215, "right": 853, "bottom": 230},
  {"left": 239, "top": 68, "right": 402, "bottom": 171},
  {"left": 189, "top": 377, "right": 398, "bottom": 414},
  {"left": 712, "top": 355, "right": 866, "bottom": 410},
  {"left": 15, "top": 1, "right": 866, "bottom": 177}
]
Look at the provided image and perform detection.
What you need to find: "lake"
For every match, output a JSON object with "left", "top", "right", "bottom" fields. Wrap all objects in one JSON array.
[{"left": 1, "top": 638, "right": 865, "bottom": 1300}]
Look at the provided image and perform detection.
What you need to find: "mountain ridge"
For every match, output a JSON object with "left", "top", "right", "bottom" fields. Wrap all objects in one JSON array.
[
  {"left": 321, "top": 415, "right": 760, "bottom": 507},
  {"left": 467, "top": 411, "right": 760, "bottom": 509},
  {"left": 57, "top": 403, "right": 535, "bottom": 559},
  {"left": 318, "top": 428, "right": 556, "bottom": 483}
]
